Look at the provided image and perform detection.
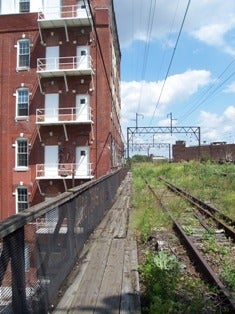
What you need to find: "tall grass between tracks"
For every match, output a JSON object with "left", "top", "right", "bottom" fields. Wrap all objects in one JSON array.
[{"left": 131, "top": 161, "right": 234, "bottom": 313}]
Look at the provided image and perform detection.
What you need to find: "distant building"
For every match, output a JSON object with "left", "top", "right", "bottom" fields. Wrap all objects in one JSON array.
[
  {"left": 0, "top": 0, "right": 124, "bottom": 219},
  {"left": 173, "top": 140, "right": 235, "bottom": 163}
]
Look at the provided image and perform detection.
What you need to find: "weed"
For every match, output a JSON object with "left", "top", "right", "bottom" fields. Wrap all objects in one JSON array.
[
  {"left": 139, "top": 250, "right": 181, "bottom": 313},
  {"left": 202, "top": 232, "right": 230, "bottom": 255},
  {"left": 221, "top": 260, "right": 235, "bottom": 292},
  {"left": 183, "top": 225, "right": 194, "bottom": 235}
]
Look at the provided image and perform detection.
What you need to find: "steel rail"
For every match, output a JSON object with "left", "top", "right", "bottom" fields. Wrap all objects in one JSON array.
[
  {"left": 159, "top": 176, "right": 235, "bottom": 241},
  {"left": 172, "top": 220, "right": 235, "bottom": 312},
  {"left": 143, "top": 177, "right": 235, "bottom": 312}
]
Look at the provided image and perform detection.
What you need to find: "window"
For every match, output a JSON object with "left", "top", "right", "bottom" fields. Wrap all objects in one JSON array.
[
  {"left": 17, "top": 39, "right": 30, "bottom": 69},
  {"left": 16, "top": 186, "right": 28, "bottom": 212},
  {"left": 19, "top": 0, "right": 30, "bottom": 13},
  {"left": 16, "top": 88, "right": 29, "bottom": 117},
  {"left": 16, "top": 138, "right": 28, "bottom": 168}
]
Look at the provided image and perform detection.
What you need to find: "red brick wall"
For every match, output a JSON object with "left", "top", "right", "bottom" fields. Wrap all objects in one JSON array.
[
  {"left": 173, "top": 142, "right": 235, "bottom": 162},
  {"left": 0, "top": 1, "right": 123, "bottom": 219}
]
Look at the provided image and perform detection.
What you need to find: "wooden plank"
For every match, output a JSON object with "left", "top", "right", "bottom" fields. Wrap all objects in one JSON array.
[
  {"left": 54, "top": 238, "right": 112, "bottom": 313},
  {"left": 94, "top": 239, "right": 125, "bottom": 314},
  {"left": 120, "top": 239, "right": 141, "bottom": 314},
  {"left": 68, "top": 238, "right": 112, "bottom": 313},
  {"left": 53, "top": 172, "right": 141, "bottom": 314}
]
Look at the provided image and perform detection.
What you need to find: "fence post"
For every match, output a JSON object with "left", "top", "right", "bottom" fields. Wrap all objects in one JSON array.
[{"left": 9, "top": 228, "right": 29, "bottom": 314}]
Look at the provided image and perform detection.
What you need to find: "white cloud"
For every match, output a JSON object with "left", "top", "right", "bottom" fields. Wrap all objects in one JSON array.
[
  {"left": 224, "top": 106, "right": 235, "bottom": 120},
  {"left": 199, "top": 108, "right": 235, "bottom": 142},
  {"left": 224, "top": 81, "right": 235, "bottom": 93},
  {"left": 114, "top": 0, "right": 235, "bottom": 54},
  {"left": 121, "top": 69, "right": 211, "bottom": 129},
  {"left": 192, "top": 23, "right": 231, "bottom": 47}
]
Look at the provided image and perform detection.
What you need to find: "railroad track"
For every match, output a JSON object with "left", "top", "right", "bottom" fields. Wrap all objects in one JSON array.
[
  {"left": 159, "top": 176, "right": 235, "bottom": 241},
  {"left": 143, "top": 177, "right": 235, "bottom": 313}
]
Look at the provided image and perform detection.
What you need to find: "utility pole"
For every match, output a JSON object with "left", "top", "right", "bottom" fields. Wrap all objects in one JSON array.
[
  {"left": 135, "top": 113, "right": 144, "bottom": 130},
  {"left": 167, "top": 112, "right": 177, "bottom": 135}
]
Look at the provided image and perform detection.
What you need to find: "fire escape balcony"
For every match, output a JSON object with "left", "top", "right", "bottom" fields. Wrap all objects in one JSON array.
[
  {"left": 36, "top": 107, "right": 93, "bottom": 125},
  {"left": 37, "top": 56, "right": 94, "bottom": 77},
  {"left": 38, "top": 4, "right": 92, "bottom": 42},
  {"left": 36, "top": 163, "right": 93, "bottom": 180},
  {"left": 37, "top": 56, "right": 94, "bottom": 92},
  {"left": 36, "top": 106, "right": 93, "bottom": 142}
]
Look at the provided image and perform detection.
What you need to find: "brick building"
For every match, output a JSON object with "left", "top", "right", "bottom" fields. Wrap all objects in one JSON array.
[
  {"left": 173, "top": 140, "right": 235, "bottom": 163},
  {"left": 0, "top": 0, "right": 124, "bottom": 219}
]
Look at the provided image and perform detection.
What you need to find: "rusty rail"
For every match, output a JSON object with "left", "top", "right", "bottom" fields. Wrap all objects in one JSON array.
[
  {"left": 143, "top": 177, "right": 235, "bottom": 313},
  {"left": 159, "top": 176, "right": 235, "bottom": 241}
]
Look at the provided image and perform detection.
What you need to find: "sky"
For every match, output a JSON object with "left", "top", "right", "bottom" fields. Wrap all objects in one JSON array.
[{"left": 113, "top": 0, "right": 235, "bottom": 156}]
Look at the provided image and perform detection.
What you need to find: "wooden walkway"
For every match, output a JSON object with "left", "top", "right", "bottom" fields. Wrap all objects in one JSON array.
[{"left": 52, "top": 172, "right": 141, "bottom": 314}]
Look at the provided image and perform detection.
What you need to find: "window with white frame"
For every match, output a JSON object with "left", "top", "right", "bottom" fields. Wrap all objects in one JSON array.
[
  {"left": 16, "top": 138, "right": 28, "bottom": 168},
  {"left": 19, "top": 0, "right": 30, "bottom": 13},
  {"left": 17, "top": 39, "right": 30, "bottom": 69},
  {"left": 16, "top": 88, "right": 29, "bottom": 118},
  {"left": 16, "top": 186, "right": 28, "bottom": 212}
]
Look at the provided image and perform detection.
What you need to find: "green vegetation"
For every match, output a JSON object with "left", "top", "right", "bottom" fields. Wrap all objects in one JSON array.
[
  {"left": 132, "top": 160, "right": 235, "bottom": 218},
  {"left": 221, "top": 260, "right": 235, "bottom": 296},
  {"left": 139, "top": 250, "right": 181, "bottom": 313},
  {"left": 202, "top": 231, "right": 230, "bottom": 255},
  {"left": 131, "top": 161, "right": 235, "bottom": 313}
]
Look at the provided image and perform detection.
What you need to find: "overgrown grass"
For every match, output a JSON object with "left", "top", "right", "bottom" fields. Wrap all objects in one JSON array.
[
  {"left": 131, "top": 161, "right": 234, "bottom": 313},
  {"left": 132, "top": 160, "right": 235, "bottom": 218}
]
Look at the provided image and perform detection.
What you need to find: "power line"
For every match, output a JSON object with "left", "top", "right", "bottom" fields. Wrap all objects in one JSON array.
[
  {"left": 150, "top": 0, "right": 191, "bottom": 125},
  {"left": 178, "top": 59, "right": 235, "bottom": 123},
  {"left": 155, "top": 0, "right": 181, "bottom": 87},
  {"left": 136, "top": 0, "right": 157, "bottom": 114}
]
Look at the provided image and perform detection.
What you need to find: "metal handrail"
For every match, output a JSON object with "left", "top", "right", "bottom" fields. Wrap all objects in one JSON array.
[
  {"left": 38, "top": 4, "right": 91, "bottom": 21},
  {"left": 36, "top": 107, "right": 93, "bottom": 123},
  {"left": 37, "top": 56, "right": 93, "bottom": 72},
  {"left": 36, "top": 163, "right": 93, "bottom": 178}
]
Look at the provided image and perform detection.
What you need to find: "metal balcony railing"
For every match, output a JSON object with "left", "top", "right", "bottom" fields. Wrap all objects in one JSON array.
[
  {"left": 37, "top": 56, "right": 94, "bottom": 77},
  {"left": 36, "top": 163, "right": 93, "bottom": 179},
  {"left": 38, "top": 4, "right": 91, "bottom": 24},
  {"left": 36, "top": 107, "right": 93, "bottom": 124}
]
